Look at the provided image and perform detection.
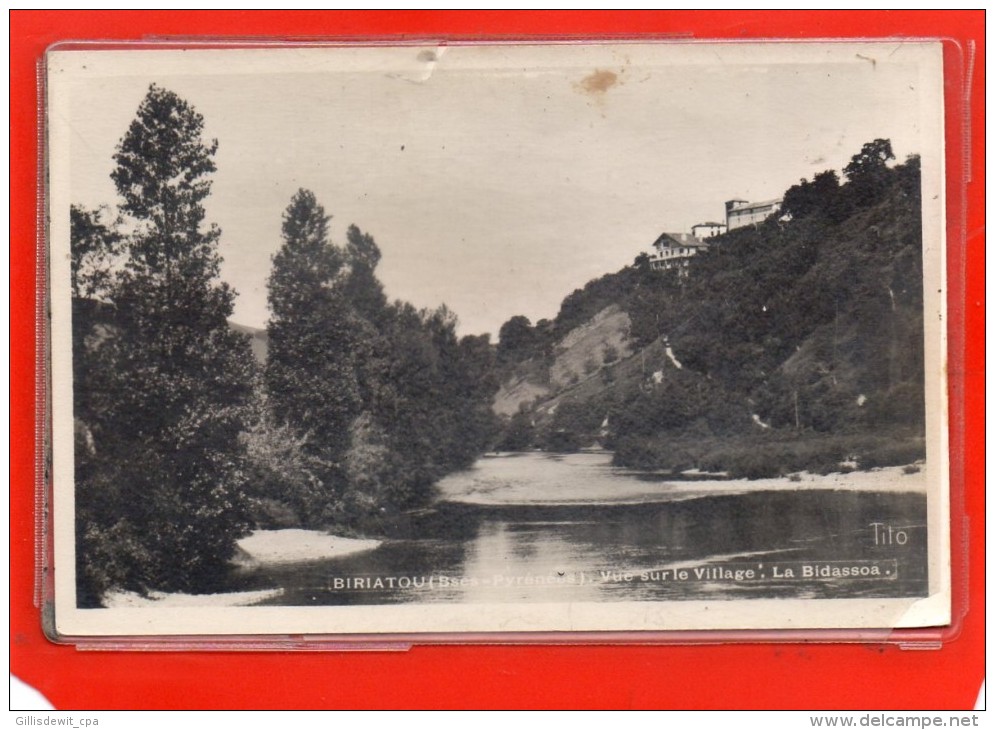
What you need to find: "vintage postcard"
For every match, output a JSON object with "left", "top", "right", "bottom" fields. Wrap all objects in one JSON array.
[{"left": 46, "top": 41, "right": 949, "bottom": 638}]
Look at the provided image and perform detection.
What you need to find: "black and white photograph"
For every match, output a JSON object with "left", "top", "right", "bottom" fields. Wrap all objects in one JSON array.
[{"left": 47, "top": 42, "right": 949, "bottom": 637}]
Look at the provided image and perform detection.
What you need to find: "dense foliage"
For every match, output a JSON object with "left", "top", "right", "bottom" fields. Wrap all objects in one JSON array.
[
  {"left": 258, "top": 190, "right": 500, "bottom": 525},
  {"left": 69, "top": 205, "right": 122, "bottom": 299},
  {"left": 265, "top": 190, "right": 361, "bottom": 497}
]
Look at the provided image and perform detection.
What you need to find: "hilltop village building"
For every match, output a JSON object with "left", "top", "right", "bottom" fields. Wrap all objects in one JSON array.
[
  {"left": 646, "top": 197, "right": 781, "bottom": 274},
  {"left": 725, "top": 198, "right": 783, "bottom": 230},
  {"left": 691, "top": 221, "right": 727, "bottom": 239},
  {"left": 647, "top": 232, "right": 709, "bottom": 273}
]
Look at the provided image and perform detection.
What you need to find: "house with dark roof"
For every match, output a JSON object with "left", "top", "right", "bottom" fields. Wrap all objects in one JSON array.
[{"left": 647, "top": 232, "right": 709, "bottom": 274}]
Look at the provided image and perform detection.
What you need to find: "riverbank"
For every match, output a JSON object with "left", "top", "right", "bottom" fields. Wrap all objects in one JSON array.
[
  {"left": 612, "top": 431, "right": 926, "bottom": 480},
  {"left": 104, "top": 587, "right": 285, "bottom": 608},
  {"left": 437, "top": 451, "right": 927, "bottom": 506},
  {"left": 103, "top": 529, "right": 382, "bottom": 608}
]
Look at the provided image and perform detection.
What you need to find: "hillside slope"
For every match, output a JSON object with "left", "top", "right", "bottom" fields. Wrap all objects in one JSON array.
[
  {"left": 493, "top": 146, "right": 926, "bottom": 477},
  {"left": 493, "top": 304, "right": 632, "bottom": 416}
]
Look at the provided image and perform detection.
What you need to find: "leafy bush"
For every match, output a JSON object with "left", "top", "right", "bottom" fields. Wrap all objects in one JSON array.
[
  {"left": 497, "top": 410, "right": 536, "bottom": 451},
  {"left": 611, "top": 436, "right": 696, "bottom": 472},
  {"left": 247, "top": 498, "right": 301, "bottom": 530},
  {"left": 859, "top": 438, "right": 926, "bottom": 469},
  {"left": 240, "top": 403, "right": 330, "bottom": 528}
]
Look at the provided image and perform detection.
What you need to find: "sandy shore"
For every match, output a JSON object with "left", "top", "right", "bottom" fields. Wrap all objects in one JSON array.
[
  {"left": 104, "top": 588, "right": 284, "bottom": 608},
  {"left": 235, "top": 529, "right": 382, "bottom": 568},
  {"left": 102, "top": 530, "right": 382, "bottom": 607},
  {"left": 438, "top": 452, "right": 928, "bottom": 506}
]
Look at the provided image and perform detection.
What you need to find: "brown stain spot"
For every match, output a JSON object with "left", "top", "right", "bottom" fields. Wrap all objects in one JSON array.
[
  {"left": 417, "top": 50, "right": 437, "bottom": 63},
  {"left": 579, "top": 69, "right": 619, "bottom": 95}
]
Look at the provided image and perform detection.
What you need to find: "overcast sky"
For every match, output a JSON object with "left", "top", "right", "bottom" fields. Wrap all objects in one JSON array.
[{"left": 53, "top": 42, "right": 942, "bottom": 337}]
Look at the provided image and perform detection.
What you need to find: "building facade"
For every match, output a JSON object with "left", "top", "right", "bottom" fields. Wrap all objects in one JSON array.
[
  {"left": 647, "top": 232, "right": 709, "bottom": 273},
  {"left": 725, "top": 198, "right": 782, "bottom": 230},
  {"left": 691, "top": 221, "right": 727, "bottom": 239}
]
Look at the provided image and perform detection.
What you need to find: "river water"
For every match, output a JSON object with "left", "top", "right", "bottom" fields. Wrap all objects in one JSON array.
[{"left": 240, "top": 452, "right": 928, "bottom": 606}]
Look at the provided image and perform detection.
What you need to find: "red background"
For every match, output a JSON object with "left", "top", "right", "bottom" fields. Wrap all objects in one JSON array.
[{"left": 10, "top": 11, "right": 985, "bottom": 710}]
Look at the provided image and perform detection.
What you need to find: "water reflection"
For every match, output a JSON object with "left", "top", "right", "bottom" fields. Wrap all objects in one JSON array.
[{"left": 242, "top": 453, "right": 928, "bottom": 606}]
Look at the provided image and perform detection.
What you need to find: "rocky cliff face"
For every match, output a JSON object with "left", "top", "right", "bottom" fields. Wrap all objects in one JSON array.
[{"left": 493, "top": 304, "right": 633, "bottom": 416}]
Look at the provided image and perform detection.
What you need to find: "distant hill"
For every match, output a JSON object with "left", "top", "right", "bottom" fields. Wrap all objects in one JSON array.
[
  {"left": 228, "top": 321, "right": 268, "bottom": 364},
  {"left": 71, "top": 299, "right": 270, "bottom": 367},
  {"left": 493, "top": 143, "right": 926, "bottom": 477}
]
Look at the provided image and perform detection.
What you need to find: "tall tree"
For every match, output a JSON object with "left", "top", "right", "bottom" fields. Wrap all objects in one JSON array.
[
  {"left": 76, "top": 85, "right": 254, "bottom": 598},
  {"left": 843, "top": 138, "right": 896, "bottom": 206},
  {"left": 343, "top": 223, "right": 387, "bottom": 324},
  {"left": 265, "top": 189, "right": 361, "bottom": 513},
  {"left": 781, "top": 170, "right": 841, "bottom": 221},
  {"left": 341, "top": 224, "right": 391, "bottom": 427},
  {"left": 497, "top": 315, "right": 536, "bottom": 362},
  {"left": 70, "top": 204, "right": 122, "bottom": 300}
]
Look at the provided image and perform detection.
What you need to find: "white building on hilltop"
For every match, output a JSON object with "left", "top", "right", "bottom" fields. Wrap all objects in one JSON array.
[
  {"left": 725, "top": 198, "right": 782, "bottom": 230},
  {"left": 643, "top": 196, "right": 779, "bottom": 276},
  {"left": 691, "top": 221, "right": 727, "bottom": 239}
]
